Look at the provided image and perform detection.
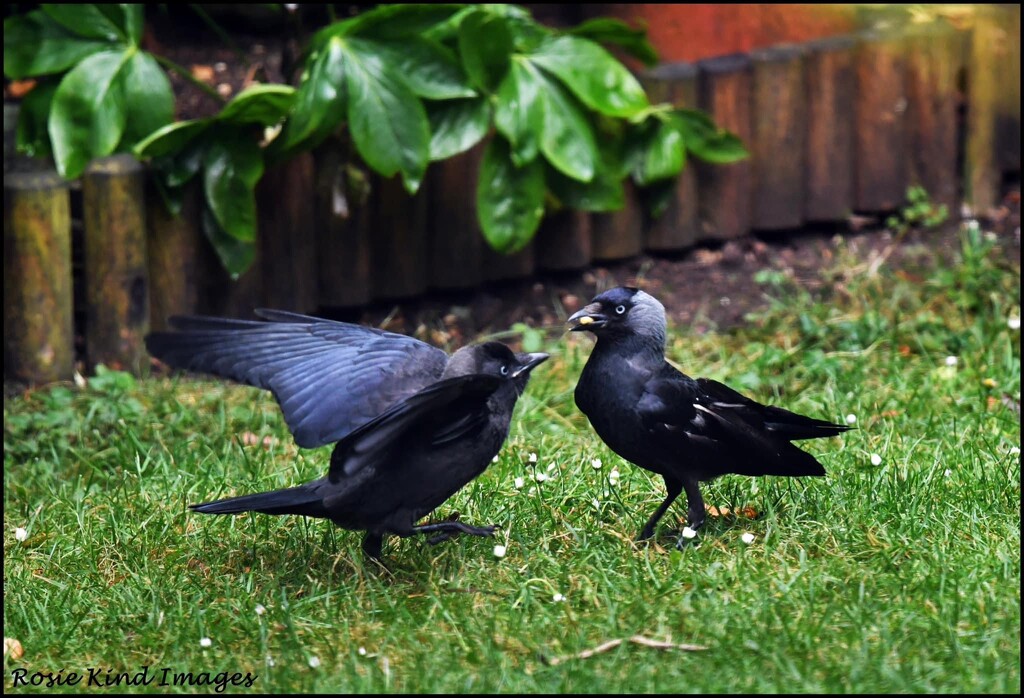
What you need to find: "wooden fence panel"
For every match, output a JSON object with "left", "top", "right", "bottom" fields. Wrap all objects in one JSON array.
[
  {"left": 82, "top": 155, "right": 149, "bottom": 374},
  {"left": 4, "top": 170, "right": 74, "bottom": 383},
  {"left": 905, "top": 22, "right": 961, "bottom": 211},
  {"left": 314, "top": 139, "right": 373, "bottom": 309},
  {"left": 804, "top": 35, "right": 857, "bottom": 222},
  {"left": 592, "top": 179, "right": 644, "bottom": 261},
  {"left": 751, "top": 44, "right": 807, "bottom": 230},
  {"left": 370, "top": 174, "right": 429, "bottom": 301},
  {"left": 855, "top": 30, "right": 908, "bottom": 211},
  {"left": 259, "top": 152, "right": 318, "bottom": 312},
  {"left": 696, "top": 53, "right": 753, "bottom": 241},
  {"left": 536, "top": 209, "right": 592, "bottom": 272},
  {"left": 427, "top": 147, "right": 483, "bottom": 291},
  {"left": 146, "top": 180, "right": 203, "bottom": 331}
]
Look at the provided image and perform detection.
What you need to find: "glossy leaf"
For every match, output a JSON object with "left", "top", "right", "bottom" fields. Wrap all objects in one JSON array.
[
  {"left": 547, "top": 165, "right": 625, "bottom": 213},
  {"left": 568, "top": 18, "right": 658, "bottom": 67},
  {"left": 535, "top": 69, "right": 598, "bottom": 182},
  {"left": 529, "top": 34, "right": 648, "bottom": 118},
  {"left": 202, "top": 131, "right": 264, "bottom": 242},
  {"left": 347, "top": 4, "right": 464, "bottom": 40},
  {"left": 458, "top": 10, "right": 512, "bottom": 93},
  {"left": 371, "top": 37, "right": 475, "bottom": 100},
  {"left": 40, "top": 4, "right": 125, "bottom": 42},
  {"left": 134, "top": 120, "right": 210, "bottom": 160},
  {"left": 344, "top": 39, "right": 430, "bottom": 193},
  {"left": 48, "top": 49, "right": 129, "bottom": 179},
  {"left": 477, "top": 136, "right": 545, "bottom": 254},
  {"left": 427, "top": 97, "right": 490, "bottom": 161},
  {"left": 119, "top": 51, "right": 174, "bottom": 148},
  {"left": 217, "top": 84, "right": 296, "bottom": 126},
  {"left": 494, "top": 59, "right": 543, "bottom": 166},
  {"left": 201, "top": 204, "right": 255, "bottom": 279},
  {"left": 15, "top": 79, "right": 59, "bottom": 158},
  {"left": 686, "top": 131, "right": 749, "bottom": 164},
  {"left": 274, "top": 36, "right": 347, "bottom": 154},
  {"left": 633, "top": 118, "right": 685, "bottom": 185},
  {"left": 3, "top": 11, "right": 109, "bottom": 79}
]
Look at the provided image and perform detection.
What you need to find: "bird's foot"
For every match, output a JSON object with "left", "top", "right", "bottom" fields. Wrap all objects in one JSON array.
[
  {"left": 419, "top": 521, "right": 499, "bottom": 545},
  {"left": 673, "top": 525, "right": 702, "bottom": 550}
]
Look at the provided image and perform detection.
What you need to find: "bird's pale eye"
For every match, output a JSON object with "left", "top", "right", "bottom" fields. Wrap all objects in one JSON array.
[
  {"left": 615, "top": 305, "right": 627, "bottom": 315},
  {"left": 500, "top": 364, "right": 509, "bottom": 376}
]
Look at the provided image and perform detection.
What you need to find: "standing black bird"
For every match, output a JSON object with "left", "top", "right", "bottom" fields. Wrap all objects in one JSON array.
[
  {"left": 145, "top": 310, "right": 548, "bottom": 558},
  {"left": 568, "top": 287, "right": 850, "bottom": 547}
]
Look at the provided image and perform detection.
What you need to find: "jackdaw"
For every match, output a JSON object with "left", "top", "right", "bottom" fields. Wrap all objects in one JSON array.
[
  {"left": 145, "top": 310, "right": 548, "bottom": 558},
  {"left": 567, "top": 287, "right": 850, "bottom": 547}
]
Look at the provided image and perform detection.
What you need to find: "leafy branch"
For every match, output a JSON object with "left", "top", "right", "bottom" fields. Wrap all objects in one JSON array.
[{"left": 5, "top": 3, "right": 749, "bottom": 278}]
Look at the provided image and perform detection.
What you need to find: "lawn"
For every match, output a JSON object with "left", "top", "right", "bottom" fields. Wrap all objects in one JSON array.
[{"left": 4, "top": 224, "right": 1020, "bottom": 693}]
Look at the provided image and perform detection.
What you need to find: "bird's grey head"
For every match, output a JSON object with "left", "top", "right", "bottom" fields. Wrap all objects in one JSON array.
[
  {"left": 566, "top": 287, "right": 667, "bottom": 345},
  {"left": 443, "top": 342, "right": 549, "bottom": 391}
]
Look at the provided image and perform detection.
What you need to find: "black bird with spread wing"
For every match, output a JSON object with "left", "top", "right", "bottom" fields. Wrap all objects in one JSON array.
[
  {"left": 145, "top": 310, "right": 548, "bottom": 558},
  {"left": 568, "top": 287, "right": 850, "bottom": 548}
]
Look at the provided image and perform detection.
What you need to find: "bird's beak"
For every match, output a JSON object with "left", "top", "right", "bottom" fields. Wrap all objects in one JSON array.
[
  {"left": 512, "top": 352, "right": 549, "bottom": 378},
  {"left": 567, "top": 303, "right": 606, "bottom": 331}
]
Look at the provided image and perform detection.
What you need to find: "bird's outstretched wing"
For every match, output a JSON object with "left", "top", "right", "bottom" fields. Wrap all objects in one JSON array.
[
  {"left": 637, "top": 369, "right": 849, "bottom": 477},
  {"left": 145, "top": 310, "right": 449, "bottom": 448},
  {"left": 327, "top": 374, "right": 503, "bottom": 482}
]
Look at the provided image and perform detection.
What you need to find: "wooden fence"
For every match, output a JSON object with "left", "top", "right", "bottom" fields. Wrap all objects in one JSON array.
[{"left": 4, "top": 12, "right": 1021, "bottom": 383}]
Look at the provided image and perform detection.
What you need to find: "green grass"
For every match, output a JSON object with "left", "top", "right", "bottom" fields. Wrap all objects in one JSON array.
[{"left": 4, "top": 226, "right": 1020, "bottom": 693}]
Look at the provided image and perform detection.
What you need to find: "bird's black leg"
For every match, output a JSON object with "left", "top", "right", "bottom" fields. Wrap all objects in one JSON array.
[
  {"left": 414, "top": 521, "right": 498, "bottom": 545},
  {"left": 674, "top": 477, "right": 706, "bottom": 549},
  {"left": 361, "top": 532, "right": 384, "bottom": 559},
  {"left": 636, "top": 476, "right": 683, "bottom": 541}
]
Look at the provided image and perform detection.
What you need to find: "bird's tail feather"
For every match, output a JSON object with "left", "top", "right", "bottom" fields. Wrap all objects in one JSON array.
[
  {"left": 765, "top": 413, "right": 854, "bottom": 441},
  {"left": 190, "top": 482, "right": 328, "bottom": 518}
]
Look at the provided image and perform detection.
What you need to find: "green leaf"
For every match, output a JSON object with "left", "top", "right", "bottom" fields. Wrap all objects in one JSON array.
[
  {"left": 200, "top": 203, "right": 256, "bottom": 279},
  {"left": 40, "top": 4, "right": 126, "bottom": 43},
  {"left": 119, "top": 51, "right": 174, "bottom": 148},
  {"left": 344, "top": 39, "right": 430, "bottom": 193},
  {"left": 3, "top": 11, "right": 109, "bottom": 79},
  {"left": 274, "top": 36, "right": 347, "bottom": 155},
  {"left": 547, "top": 166, "right": 625, "bottom": 213},
  {"left": 371, "top": 37, "right": 475, "bottom": 100},
  {"left": 568, "top": 18, "right": 659, "bottom": 67},
  {"left": 477, "top": 136, "right": 545, "bottom": 254},
  {"left": 458, "top": 10, "right": 512, "bottom": 93},
  {"left": 633, "top": 118, "right": 685, "bottom": 185},
  {"left": 494, "top": 59, "right": 544, "bottom": 166},
  {"left": 48, "top": 49, "right": 129, "bottom": 179},
  {"left": 347, "top": 4, "right": 465, "bottom": 40},
  {"left": 535, "top": 69, "right": 598, "bottom": 182},
  {"left": 119, "top": 5, "right": 145, "bottom": 46},
  {"left": 134, "top": 119, "right": 210, "bottom": 160},
  {"left": 15, "top": 79, "right": 59, "bottom": 158},
  {"left": 528, "top": 34, "right": 649, "bottom": 118},
  {"left": 202, "top": 130, "right": 264, "bottom": 242},
  {"left": 427, "top": 97, "right": 491, "bottom": 161},
  {"left": 686, "top": 130, "right": 749, "bottom": 165},
  {"left": 217, "top": 84, "right": 296, "bottom": 126}
]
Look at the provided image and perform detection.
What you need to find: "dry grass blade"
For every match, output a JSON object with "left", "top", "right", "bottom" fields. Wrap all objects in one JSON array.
[{"left": 543, "top": 635, "right": 707, "bottom": 665}]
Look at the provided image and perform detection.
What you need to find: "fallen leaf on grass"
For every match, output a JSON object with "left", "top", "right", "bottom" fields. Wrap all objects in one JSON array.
[
  {"left": 542, "top": 635, "right": 707, "bottom": 666},
  {"left": 4, "top": 637, "right": 24, "bottom": 660}
]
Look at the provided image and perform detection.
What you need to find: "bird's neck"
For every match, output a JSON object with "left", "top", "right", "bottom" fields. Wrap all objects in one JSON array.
[{"left": 594, "top": 332, "right": 664, "bottom": 365}]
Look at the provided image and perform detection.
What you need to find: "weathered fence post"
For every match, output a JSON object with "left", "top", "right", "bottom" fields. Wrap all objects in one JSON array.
[
  {"left": 804, "top": 35, "right": 857, "bottom": 222},
  {"left": 696, "top": 53, "right": 753, "bottom": 242},
  {"left": 427, "top": 147, "right": 483, "bottom": 291},
  {"left": 855, "top": 30, "right": 908, "bottom": 211},
  {"left": 641, "top": 62, "right": 700, "bottom": 252},
  {"left": 995, "top": 5, "right": 1020, "bottom": 175},
  {"left": 259, "top": 152, "right": 318, "bottom": 312},
  {"left": 482, "top": 240, "right": 535, "bottom": 284},
  {"left": 966, "top": 6, "right": 1016, "bottom": 211},
  {"left": 315, "top": 138, "right": 372, "bottom": 309},
  {"left": 905, "top": 21, "right": 961, "bottom": 211},
  {"left": 370, "top": 174, "right": 429, "bottom": 301},
  {"left": 751, "top": 44, "right": 807, "bottom": 230},
  {"left": 535, "top": 209, "right": 592, "bottom": 272},
  {"left": 4, "top": 170, "right": 74, "bottom": 383},
  {"left": 146, "top": 180, "right": 202, "bottom": 331},
  {"left": 591, "top": 179, "right": 644, "bottom": 261},
  {"left": 82, "top": 154, "right": 149, "bottom": 374}
]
